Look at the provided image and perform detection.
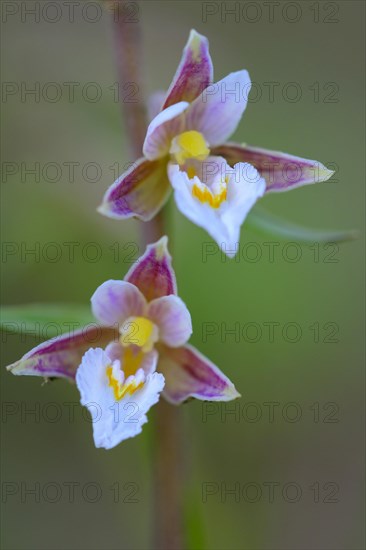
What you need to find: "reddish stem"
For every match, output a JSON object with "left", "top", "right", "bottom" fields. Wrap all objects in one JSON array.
[{"left": 110, "top": 3, "right": 184, "bottom": 548}]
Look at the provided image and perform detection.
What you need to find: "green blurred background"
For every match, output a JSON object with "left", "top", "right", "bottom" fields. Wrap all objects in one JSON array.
[{"left": 1, "top": 1, "right": 365, "bottom": 549}]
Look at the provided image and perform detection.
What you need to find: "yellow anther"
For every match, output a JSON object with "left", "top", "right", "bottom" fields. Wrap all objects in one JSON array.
[{"left": 171, "top": 131, "right": 210, "bottom": 165}]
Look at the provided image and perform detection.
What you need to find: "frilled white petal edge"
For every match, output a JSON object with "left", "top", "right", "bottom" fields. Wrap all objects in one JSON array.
[
  {"left": 76, "top": 348, "right": 164, "bottom": 449},
  {"left": 147, "top": 295, "right": 192, "bottom": 347},
  {"left": 169, "top": 157, "right": 266, "bottom": 258},
  {"left": 91, "top": 280, "right": 147, "bottom": 327}
]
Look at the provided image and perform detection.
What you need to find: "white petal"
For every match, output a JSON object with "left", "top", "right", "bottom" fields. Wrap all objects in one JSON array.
[
  {"left": 76, "top": 348, "right": 164, "bottom": 449},
  {"left": 169, "top": 158, "right": 265, "bottom": 258},
  {"left": 221, "top": 162, "right": 266, "bottom": 254}
]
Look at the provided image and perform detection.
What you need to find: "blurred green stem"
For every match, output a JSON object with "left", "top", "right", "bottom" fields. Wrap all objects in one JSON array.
[{"left": 110, "top": 2, "right": 184, "bottom": 549}]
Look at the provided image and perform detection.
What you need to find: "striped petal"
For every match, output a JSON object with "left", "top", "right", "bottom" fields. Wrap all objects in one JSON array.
[
  {"left": 147, "top": 295, "right": 192, "bottom": 347},
  {"left": 7, "top": 326, "right": 118, "bottom": 380},
  {"left": 162, "top": 29, "right": 213, "bottom": 109},
  {"left": 213, "top": 143, "right": 334, "bottom": 192},
  {"left": 98, "top": 158, "right": 171, "bottom": 221},
  {"left": 158, "top": 344, "right": 240, "bottom": 405},
  {"left": 125, "top": 237, "right": 177, "bottom": 301},
  {"left": 186, "top": 70, "right": 251, "bottom": 146},
  {"left": 143, "top": 102, "right": 189, "bottom": 160}
]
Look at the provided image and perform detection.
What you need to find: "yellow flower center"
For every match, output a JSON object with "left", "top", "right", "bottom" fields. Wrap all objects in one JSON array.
[
  {"left": 122, "top": 347, "right": 143, "bottom": 378},
  {"left": 120, "top": 316, "right": 157, "bottom": 352},
  {"left": 106, "top": 365, "right": 144, "bottom": 401},
  {"left": 170, "top": 130, "right": 210, "bottom": 165}
]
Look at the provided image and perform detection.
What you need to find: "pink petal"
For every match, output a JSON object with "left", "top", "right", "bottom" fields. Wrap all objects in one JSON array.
[
  {"left": 98, "top": 158, "right": 171, "bottom": 221},
  {"left": 185, "top": 70, "right": 251, "bottom": 146},
  {"left": 91, "top": 280, "right": 147, "bottom": 327},
  {"left": 147, "top": 295, "right": 192, "bottom": 347},
  {"left": 7, "top": 327, "right": 118, "bottom": 380},
  {"left": 125, "top": 237, "right": 177, "bottom": 302},
  {"left": 158, "top": 344, "right": 240, "bottom": 404},
  {"left": 214, "top": 143, "right": 334, "bottom": 191},
  {"left": 162, "top": 29, "right": 213, "bottom": 109},
  {"left": 143, "top": 102, "right": 189, "bottom": 160}
]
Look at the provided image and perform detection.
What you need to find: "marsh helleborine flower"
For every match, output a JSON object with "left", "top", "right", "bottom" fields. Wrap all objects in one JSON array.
[
  {"left": 98, "top": 30, "right": 334, "bottom": 258},
  {"left": 8, "top": 238, "right": 239, "bottom": 449}
]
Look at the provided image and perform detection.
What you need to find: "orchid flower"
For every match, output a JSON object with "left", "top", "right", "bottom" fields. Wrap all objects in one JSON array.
[
  {"left": 7, "top": 237, "right": 239, "bottom": 449},
  {"left": 98, "top": 29, "right": 334, "bottom": 258}
]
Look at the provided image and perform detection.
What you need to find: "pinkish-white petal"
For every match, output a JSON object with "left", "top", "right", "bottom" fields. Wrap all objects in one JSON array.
[
  {"left": 98, "top": 157, "right": 171, "bottom": 221},
  {"left": 143, "top": 102, "right": 189, "bottom": 160},
  {"left": 91, "top": 280, "right": 147, "bottom": 327},
  {"left": 158, "top": 344, "right": 240, "bottom": 404},
  {"left": 162, "top": 29, "right": 213, "bottom": 109},
  {"left": 125, "top": 237, "right": 177, "bottom": 301},
  {"left": 147, "top": 295, "right": 192, "bottom": 347},
  {"left": 6, "top": 326, "right": 118, "bottom": 380},
  {"left": 213, "top": 143, "right": 334, "bottom": 192},
  {"left": 185, "top": 70, "right": 251, "bottom": 146}
]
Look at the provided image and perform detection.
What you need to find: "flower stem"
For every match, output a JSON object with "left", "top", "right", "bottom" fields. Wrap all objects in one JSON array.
[
  {"left": 153, "top": 401, "right": 185, "bottom": 550},
  {"left": 110, "top": 3, "right": 184, "bottom": 548},
  {"left": 110, "top": 0, "right": 146, "bottom": 159}
]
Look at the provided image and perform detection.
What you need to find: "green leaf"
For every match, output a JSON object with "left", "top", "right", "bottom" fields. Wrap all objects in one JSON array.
[
  {"left": 247, "top": 207, "right": 358, "bottom": 243},
  {"left": 0, "top": 304, "right": 93, "bottom": 337}
]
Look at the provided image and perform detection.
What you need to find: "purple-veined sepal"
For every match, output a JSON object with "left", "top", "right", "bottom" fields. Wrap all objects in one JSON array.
[
  {"left": 125, "top": 236, "right": 178, "bottom": 301},
  {"left": 213, "top": 143, "right": 334, "bottom": 192},
  {"left": 98, "top": 158, "right": 171, "bottom": 220},
  {"left": 7, "top": 326, "right": 118, "bottom": 380},
  {"left": 157, "top": 343, "right": 240, "bottom": 404},
  {"left": 162, "top": 29, "right": 214, "bottom": 109}
]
